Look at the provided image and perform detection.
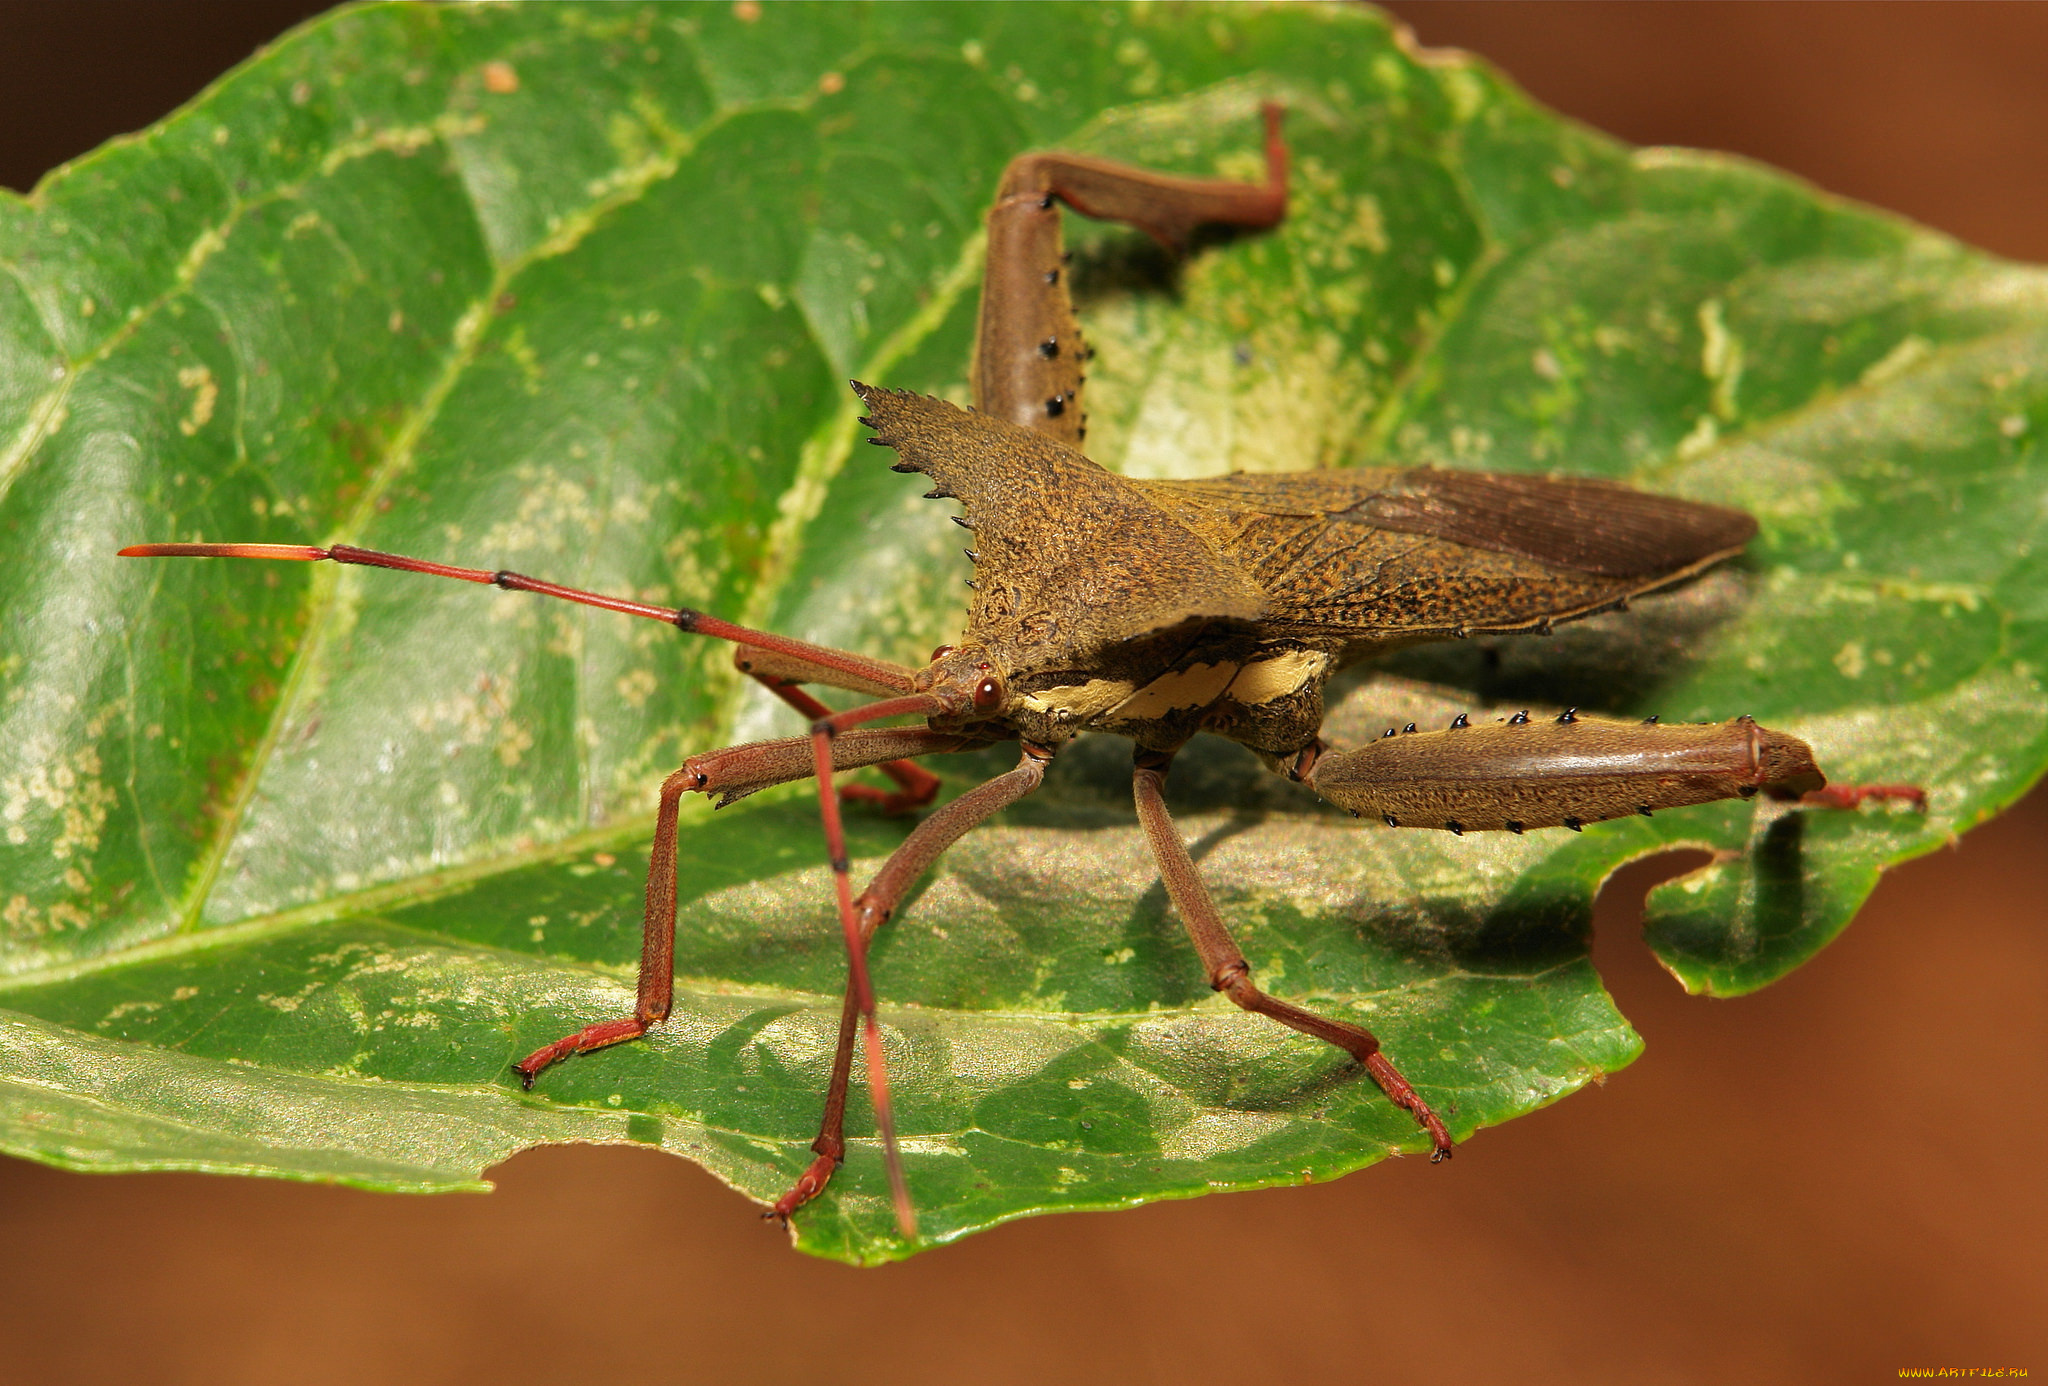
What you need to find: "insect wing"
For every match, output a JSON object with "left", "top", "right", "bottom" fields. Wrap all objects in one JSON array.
[{"left": 1138, "top": 468, "right": 1756, "bottom": 644}]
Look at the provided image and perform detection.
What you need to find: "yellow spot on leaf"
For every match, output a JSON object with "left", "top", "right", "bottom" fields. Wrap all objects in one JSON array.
[
  {"left": 616, "top": 668, "right": 658, "bottom": 708},
  {"left": 1861, "top": 334, "right": 1932, "bottom": 387},
  {"left": 176, "top": 365, "right": 217, "bottom": 436}
]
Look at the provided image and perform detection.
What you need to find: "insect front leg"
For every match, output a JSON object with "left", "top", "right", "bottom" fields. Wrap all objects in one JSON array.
[
  {"left": 512, "top": 764, "right": 697, "bottom": 1085},
  {"left": 975, "top": 103, "right": 1287, "bottom": 443},
  {"left": 682, "top": 727, "right": 996, "bottom": 809},
  {"left": 512, "top": 721, "right": 999, "bottom": 1091},
  {"left": 732, "top": 644, "right": 945, "bottom": 814},
  {"left": 1131, "top": 748, "right": 1455, "bottom": 1160},
  {"left": 1302, "top": 710, "right": 1875, "bottom": 834},
  {"left": 768, "top": 743, "right": 1055, "bottom": 1225}
]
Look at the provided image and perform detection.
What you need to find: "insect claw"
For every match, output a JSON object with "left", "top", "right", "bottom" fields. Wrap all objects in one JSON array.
[
  {"left": 1643, "top": 714, "right": 1660, "bottom": 724},
  {"left": 1557, "top": 707, "right": 1579, "bottom": 724},
  {"left": 1509, "top": 709, "right": 1530, "bottom": 724},
  {"left": 1382, "top": 727, "right": 1396, "bottom": 738},
  {"left": 1505, "top": 821, "right": 1524, "bottom": 835},
  {"left": 1446, "top": 820, "right": 1463, "bottom": 836},
  {"left": 1637, "top": 804, "right": 1654, "bottom": 817},
  {"left": 1402, "top": 722, "right": 1417, "bottom": 734},
  {"left": 1383, "top": 813, "right": 1399, "bottom": 828},
  {"left": 1563, "top": 817, "right": 1584, "bottom": 832},
  {"left": 1450, "top": 712, "right": 1470, "bottom": 729}
]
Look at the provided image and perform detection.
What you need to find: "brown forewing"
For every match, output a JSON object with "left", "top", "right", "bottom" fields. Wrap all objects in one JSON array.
[{"left": 1136, "top": 469, "right": 1756, "bottom": 646}]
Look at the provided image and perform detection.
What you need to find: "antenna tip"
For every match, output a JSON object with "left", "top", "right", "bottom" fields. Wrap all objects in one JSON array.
[{"left": 116, "top": 542, "right": 329, "bottom": 562}]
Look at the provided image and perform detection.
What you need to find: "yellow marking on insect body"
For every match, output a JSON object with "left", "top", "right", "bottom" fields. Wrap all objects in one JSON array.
[
  {"left": 1109, "top": 661, "right": 1240, "bottom": 721},
  {"left": 1224, "top": 649, "right": 1332, "bottom": 706},
  {"left": 1019, "top": 678, "right": 1137, "bottom": 723}
]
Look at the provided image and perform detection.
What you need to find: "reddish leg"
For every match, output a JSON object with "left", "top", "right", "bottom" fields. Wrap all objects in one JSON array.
[
  {"left": 1799, "top": 782, "right": 1928, "bottom": 811},
  {"left": 770, "top": 743, "right": 1054, "bottom": 1225},
  {"left": 800, "top": 691, "right": 959, "bottom": 1238},
  {"left": 975, "top": 103, "right": 1287, "bottom": 443},
  {"left": 682, "top": 726, "right": 993, "bottom": 809},
  {"left": 737, "top": 650, "right": 943, "bottom": 815},
  {"left": 514, "top": 765, "right": 695, "bottom": 1084},
  {"left": 511, "top": 724, "right": 997, "bottom": 1083},
  {"left": 515, "top": 691, "right": 952, "bottom": 1088},
  {"left": 1132, "top": 749, "right": 1454, "bottom": 1161}
]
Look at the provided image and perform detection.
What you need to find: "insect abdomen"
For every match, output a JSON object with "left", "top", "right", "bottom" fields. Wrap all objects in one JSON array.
[{"left": 1308, "top": 714, "right": 1824, "bottom": 832}]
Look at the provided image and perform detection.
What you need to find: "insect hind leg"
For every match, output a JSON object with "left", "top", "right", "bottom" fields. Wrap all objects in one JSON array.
[
  {"left": 974, "top": 103, "right": 1287, "bottom": 443},
  {"left": 1306, "top": 711, "right": 1828, "bottom": 834}
]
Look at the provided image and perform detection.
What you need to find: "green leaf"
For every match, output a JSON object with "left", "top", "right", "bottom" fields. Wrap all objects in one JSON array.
[{"left": 1, "top": 2, "right": 2042, "bottom": 1265}]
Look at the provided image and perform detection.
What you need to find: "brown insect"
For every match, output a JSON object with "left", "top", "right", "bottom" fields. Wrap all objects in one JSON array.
[{"left": 122, "top": 106, "right": 1921, "bottom": 1239}]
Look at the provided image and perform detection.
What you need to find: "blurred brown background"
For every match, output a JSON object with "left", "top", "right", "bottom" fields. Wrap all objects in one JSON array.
[{"left": 1, "top": 3, "right": 2043, "bottom": 1383}]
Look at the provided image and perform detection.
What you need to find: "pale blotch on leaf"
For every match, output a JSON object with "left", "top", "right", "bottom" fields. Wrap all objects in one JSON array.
[{"left": 176, "top": 364, "right": 217, "bottom": 436}]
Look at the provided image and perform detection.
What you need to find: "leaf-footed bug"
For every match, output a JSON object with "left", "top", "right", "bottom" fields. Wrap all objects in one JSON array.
[{"left": 122, "top": 105, "right": 1923, "bottom": 1240}]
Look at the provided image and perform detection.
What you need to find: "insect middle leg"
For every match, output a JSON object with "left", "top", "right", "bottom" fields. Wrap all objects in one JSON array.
[{"left": 1130, "top": 748, "right": 1456, "bottom": 1160}]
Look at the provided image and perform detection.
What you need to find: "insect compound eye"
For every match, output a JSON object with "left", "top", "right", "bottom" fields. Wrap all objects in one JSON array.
[{"left": 971, "top": 675, "right": 1004, "bottom": 714}]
